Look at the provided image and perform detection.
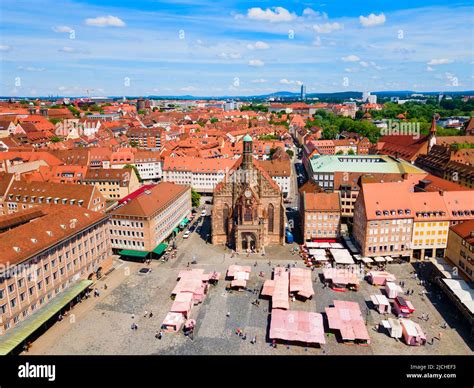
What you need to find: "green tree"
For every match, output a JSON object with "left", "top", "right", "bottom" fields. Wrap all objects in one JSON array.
[
  {"left": 49, "top": 118, "right": 61, "bottom": 125},
  {"left": 191, "top": 188, "right": 201, "bottom": 208},
  {"left": 50, "top": 136, "right": 62, "bottom": 143},
  {"left": 286, "top": 149, "right": 294, "bottom": 158},
  {"left": 123, "top": 164, "right": 141, "bottom": 182}
]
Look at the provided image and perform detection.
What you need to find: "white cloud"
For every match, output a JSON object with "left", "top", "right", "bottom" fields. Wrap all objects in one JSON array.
[
  {"left": 247, "top": 41, "right": 270, "bottom": 50},
  {"left": 248, "top": 59, "right": 264, "bottom": 67},
  {"left": 180, "top": 86, "right": 198, "bottom": 92},
  {"left": 313, "top": 22, "right": 343, "bottom": 34},
  {"left": 313, "top": 36, "right": 322, "bottom": 47},
  {"left": 218, "top": 52, "right": 241, "bottom": 59},
  {"left": 426, "top": 66, "right": 435, "bottom": 72},
  {"left": 345, "top": 68, "right": 357, "bottom": 73},
  {"left": 342, "top": 55, "right": 360, "bottom": 62},
  {"left": 18, "top": 66, "right": 45, "bottom": 72},
  {"left": 251, "top": 79, "right": 267, "bottom": 83},
  {"left": 428, "top": 58, "right": 453, "bottom": 65},
  {"left": 59, "top": 47, "right": 75, "bottom": 53},
  {"left": 85, "top": 15, "right": 125, "bottom": 28},
  {"left": 52, "top": 26, "right": 73, "bottom": 33},
  {"left": 359, "top": 61, "right": 369, "bottom": 67},
  {"left": 359, "top": 13, "right": 386, "bottom": 27},
  {"left": 0, "top": 45, "right": 11, "bottom": 51},
  {"left": 279, "top": 79, "right": 302, "bottom": 85},
  {"left": 246, "top": 7, "right": 296, "bottom": 22}
]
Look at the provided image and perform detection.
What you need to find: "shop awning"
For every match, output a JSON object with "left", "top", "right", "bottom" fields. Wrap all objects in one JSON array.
[
  {"left": 0, "top": 279, "right": 93, "bottom": 355},
  {"left": 153, "top": 243, "right": 168, "bottom": 255},
  {"left": 179, "top": 217, "right": 190, "bottom": 227},
  {"left": 119, "top": 249, "right": 148, "bottom": 258},
  {"left": 173, "top": 227, "right": 179, "bottom": 233}
]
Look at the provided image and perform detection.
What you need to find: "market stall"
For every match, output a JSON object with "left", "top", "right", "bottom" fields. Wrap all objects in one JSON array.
[
  {"left": 370, "top": 294, "right": 390, "bottom": 314},
  {"left": 322, "top": 268, "right": 360, "bottom": 291},
  {"left": 400, "top": 318, "right": 426, "bottom": 346},
  {"left": 325, "top": 300, "right": 371, "bottom": 345},
  {"left": 385, "top": 281, "right": 403, "bottom": 299},
  {"left": 289, "top": 268, "right": 314, "bottom": 300},
  {"left": 269, "top": 309, "right": 326, "bottom": 346},
  {"left": 367, "top": 271, "right": 396, "bottom": 286}
]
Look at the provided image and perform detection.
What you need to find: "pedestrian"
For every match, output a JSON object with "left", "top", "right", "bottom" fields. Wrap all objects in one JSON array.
[
  {"left": 438, "top": 332, "right": 442, "bottom": 341},
  {"left": 226, "top": 311, "right": 230, "bottom": 318},
  {"left": 158, "top": 330, "right": 163, "bottom": 339},
  {"left": 144, "top": 310, "right": 148, "bottom": 317},
  {"left": 131, "top": 314, "right": 135, "bottom": 320},
  {"left": 149, "top": 311, "right": 153, "bottom": 318},
  {"left": 104, "top": 284, "right": 108, "bottom": 290}
]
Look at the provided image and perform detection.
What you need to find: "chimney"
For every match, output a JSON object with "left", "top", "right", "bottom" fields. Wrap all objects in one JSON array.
[{"left": 439, "top": 190, "right": 444, "bottom": 196}]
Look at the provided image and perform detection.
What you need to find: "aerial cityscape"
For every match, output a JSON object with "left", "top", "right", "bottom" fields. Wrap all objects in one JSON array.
[{"left": 0, "top": 0, "right": 472, "bottom": 384}]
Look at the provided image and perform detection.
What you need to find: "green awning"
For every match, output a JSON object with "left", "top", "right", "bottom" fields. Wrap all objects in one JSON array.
[
  {"left": 152, "top": 243, "right": 168, "bottom": 255},
  {"left": 0, "top": 279, "right": 93, "bottom": 355},
  {"left": 173, "top": 228, "right": 179, "bottom": 233},
  {"left": 119, "top": 249, "right": 148, "bottom": 258},
  {"left": 183, "top": 217, "right": 189, "bottom": 224}
]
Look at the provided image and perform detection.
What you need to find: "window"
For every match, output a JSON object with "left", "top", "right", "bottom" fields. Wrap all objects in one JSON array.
[{"left": 268, "top": 204, "right": 274, "bottom": 233}]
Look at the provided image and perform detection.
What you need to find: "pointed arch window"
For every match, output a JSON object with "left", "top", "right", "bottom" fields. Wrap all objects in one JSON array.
[
  {"left": 268, "top": 204, "right": 274, "bottom": 233},
  {"left": 223, "top": 204, "right": 229, "bottom": 234}
]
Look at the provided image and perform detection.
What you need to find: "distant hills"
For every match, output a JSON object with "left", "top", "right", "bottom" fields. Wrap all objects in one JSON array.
[{"left": 2, "top": 90, "right": 473, "bottom": 101}]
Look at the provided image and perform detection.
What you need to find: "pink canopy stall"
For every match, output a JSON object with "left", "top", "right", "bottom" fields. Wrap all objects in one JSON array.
[
  {"left": 367, "top": 271, "right": 396, "bottom": 286},
  {"left": 323, "top": 268, "right": 360, "bottom": 291},
  {"left": 227, "top": 265, "right": 251, "bottom": 289},
  {"left": 170, "top": 292, "right": 194, "bottom": 318},
  {"left": 289, "top": 268, "right": 314, "bottom": 300},
  {"left": 272, "top": 268, "right": 290, "bottom": 310},
  {"left": 325, "top": 300, "right": 371, "bottom": 344},
  {"left": 162, "top": 312, "right": 186, "bottom": 333},
  {"left": 370, "top": 294, "right": 390, "bottom": 314},
  {"left": 385, "top": 281, "right": 403, "bottom": 299},
  {"left": 270, "top": 309, "right": 326, "bottom": 345},
  {"left": 261, "top": 280, "right": 275, "bottom": 297},
  {"left": 400, "top": 318, "right": 426, "bottom": 346}
]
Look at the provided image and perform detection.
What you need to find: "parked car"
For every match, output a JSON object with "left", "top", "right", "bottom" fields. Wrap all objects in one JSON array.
[
  {"left": 183, "top": 231, "right": 191, "bottom": 239},
  {"left": 200, "top": 210, "right": 206, "bottom": 217},
  {"left": 138, "top": 268, "right": 152, "bottom": 275}
]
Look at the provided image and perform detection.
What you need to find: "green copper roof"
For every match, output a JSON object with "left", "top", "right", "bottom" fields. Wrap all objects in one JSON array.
[
  {"left": 243, "top": 134, "right": 252, "bottom": 142},
  {"left": 309, "top": 155, "right": 426, "bottom": 174}
]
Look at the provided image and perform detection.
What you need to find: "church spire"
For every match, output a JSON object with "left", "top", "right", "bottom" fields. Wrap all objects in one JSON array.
[{"left": 242, "top": 134, "right": 253, "bottom": 170}]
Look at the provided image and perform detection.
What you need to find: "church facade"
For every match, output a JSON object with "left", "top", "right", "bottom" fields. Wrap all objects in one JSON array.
[{"left": 211, "top": 135, "right": 286, "bottom": 253}]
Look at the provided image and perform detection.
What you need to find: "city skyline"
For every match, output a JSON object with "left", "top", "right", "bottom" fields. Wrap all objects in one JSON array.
[{"left": 1, "top": 0, "right": 473, "bottom": 97}]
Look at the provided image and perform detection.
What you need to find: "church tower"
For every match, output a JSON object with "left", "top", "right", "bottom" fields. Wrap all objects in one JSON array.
[
  {"left": 242, "top": 134, "right": 253, "bottom": 170},
  {"left": 428, "top": 114, "right": 437, "bottom": 152}
]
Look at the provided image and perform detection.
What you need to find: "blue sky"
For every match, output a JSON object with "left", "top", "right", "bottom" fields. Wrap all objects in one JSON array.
[{"left": 0, "top": 0, "right": 473, "bottom": 96}]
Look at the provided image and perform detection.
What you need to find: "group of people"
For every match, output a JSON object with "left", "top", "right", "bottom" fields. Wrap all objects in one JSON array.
[{"left": 235, "top": 328, "right": 257, "bottom": 344}]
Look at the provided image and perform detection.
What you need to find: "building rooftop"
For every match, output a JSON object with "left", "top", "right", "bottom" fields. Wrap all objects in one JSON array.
[
  {"left": 0, "top": 205, "right": 106, "bottom": 268},
  {"left": 111, "top": 181, "right": 189, "bottom": 219},
  {"left": 310, "top": 155, "right": 425, "bottom": 175}
]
